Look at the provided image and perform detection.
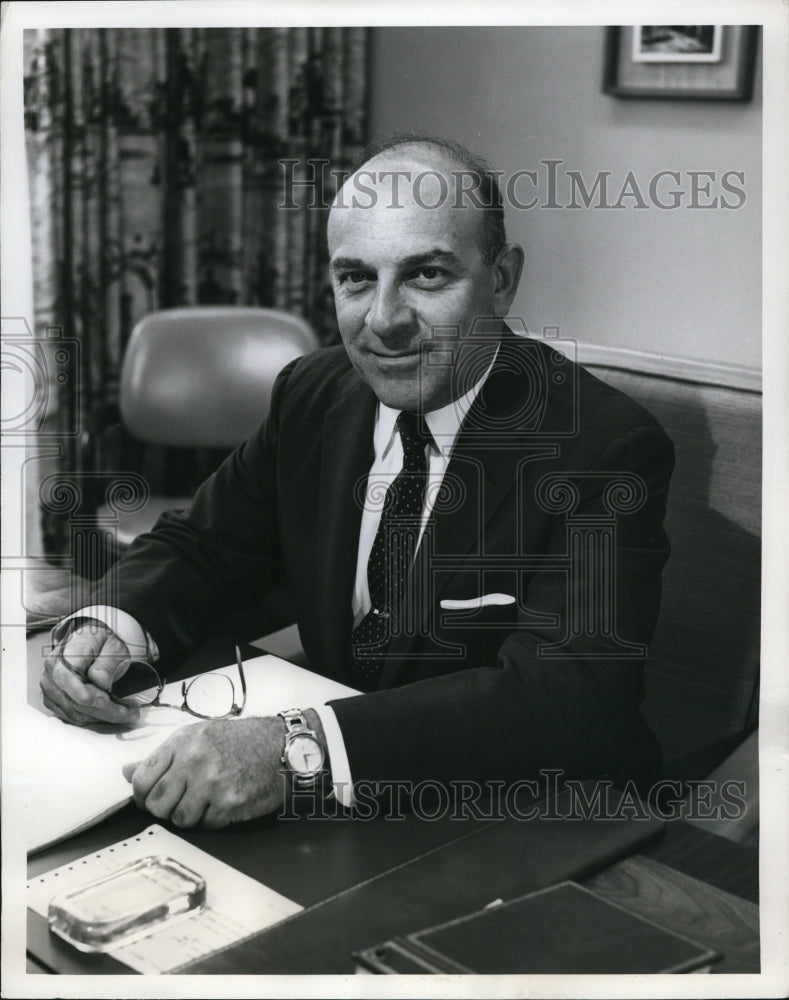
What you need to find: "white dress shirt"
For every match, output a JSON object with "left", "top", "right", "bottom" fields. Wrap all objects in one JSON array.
[
  {"left": 351, "top": 357, "right": 497, "bottom": 626},
  {"left": 55, "top": 346, "right": 499, "bottom": 808}
]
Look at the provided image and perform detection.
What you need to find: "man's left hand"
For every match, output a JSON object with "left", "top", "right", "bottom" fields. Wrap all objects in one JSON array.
[{"left": 123, "top": 716, "right": 292, "bottom": 828}]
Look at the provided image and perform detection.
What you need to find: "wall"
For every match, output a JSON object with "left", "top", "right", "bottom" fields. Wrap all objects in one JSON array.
[{"left": 368, "top": 26, "right": 762, "bottom": 373}]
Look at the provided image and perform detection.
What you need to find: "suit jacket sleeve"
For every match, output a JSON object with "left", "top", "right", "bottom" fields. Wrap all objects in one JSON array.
[{"left": 86, "top": 360, "right": 299, "bottom": 663}]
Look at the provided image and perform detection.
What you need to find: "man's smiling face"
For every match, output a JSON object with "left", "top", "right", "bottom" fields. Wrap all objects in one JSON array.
[{"left": 327, "top": 148, "right": 521, "bottom": 413}]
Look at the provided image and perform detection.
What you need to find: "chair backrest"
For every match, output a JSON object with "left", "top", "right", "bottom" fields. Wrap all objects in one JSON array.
[
  {"left": 120, "top": 307, "right": 319, "bottom": 448},
  {"left": 587, "top": 361, "right": 761, "bottom": 768}
]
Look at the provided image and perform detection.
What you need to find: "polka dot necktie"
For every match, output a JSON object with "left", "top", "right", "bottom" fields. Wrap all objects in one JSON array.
[{"left": 349, "top": 411, "right": 430, "bottom": 691}]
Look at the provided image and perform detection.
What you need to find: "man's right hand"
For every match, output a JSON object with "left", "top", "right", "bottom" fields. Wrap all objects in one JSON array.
[{"left": 41, "top": 622, "right": 140, "bottom": 727}]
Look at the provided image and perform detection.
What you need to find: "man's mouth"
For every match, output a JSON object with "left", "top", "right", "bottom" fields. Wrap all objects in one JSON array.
[{"left": 368, "top": 350, "right": 421, "bottom": 369}]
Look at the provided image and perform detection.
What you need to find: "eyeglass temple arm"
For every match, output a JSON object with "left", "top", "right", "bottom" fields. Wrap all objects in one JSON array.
[{"left": 235, "top": 645, "right": 248, "bottom": 711}]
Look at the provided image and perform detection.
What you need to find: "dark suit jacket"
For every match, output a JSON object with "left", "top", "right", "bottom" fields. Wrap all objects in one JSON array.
[{"left": 98, "top": 333, "right": 674, "bottom": 790}]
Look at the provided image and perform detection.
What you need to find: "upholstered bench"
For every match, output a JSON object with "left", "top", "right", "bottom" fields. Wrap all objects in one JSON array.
[{"left": 586, "top": 356, "right": 761, "bottom": 779}]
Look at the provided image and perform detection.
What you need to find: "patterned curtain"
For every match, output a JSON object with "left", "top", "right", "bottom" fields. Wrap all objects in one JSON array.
[{"left": 24, "top": 27, "right": 368, "bottom": 559}]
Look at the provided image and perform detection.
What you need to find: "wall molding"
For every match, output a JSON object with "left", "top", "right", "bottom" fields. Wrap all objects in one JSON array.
[{"left": 571, "top": 342, "right": 762, "bottom": 393}]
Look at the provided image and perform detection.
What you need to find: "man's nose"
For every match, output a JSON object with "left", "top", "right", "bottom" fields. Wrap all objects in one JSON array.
[{"left": 365, "top": 281, "right": 414, "bottom": 339}]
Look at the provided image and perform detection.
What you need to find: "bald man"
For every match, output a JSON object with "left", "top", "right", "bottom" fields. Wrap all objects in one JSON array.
[{"left": 42, "top": 135, "right": 673, "bottom": 826}]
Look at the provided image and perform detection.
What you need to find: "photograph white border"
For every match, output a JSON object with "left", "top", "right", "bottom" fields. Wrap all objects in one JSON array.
[{"left": 2, "top": 1, "right": 787, "bottom": 999}]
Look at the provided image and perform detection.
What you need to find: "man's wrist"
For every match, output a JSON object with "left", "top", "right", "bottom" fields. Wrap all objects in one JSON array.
[
  {"left": 52, "top": 607, "right": 156, "bottom": 662},
  {"left": 281, "top": 708, "right": 332, "bottom": 797},
  {"left": 51, "top": 615, "right": 109, "bottom": 644}
]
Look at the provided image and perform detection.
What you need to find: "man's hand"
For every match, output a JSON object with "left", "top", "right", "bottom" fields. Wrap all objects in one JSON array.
[
  {"left": 122, "top": 716, "right": 295, "bottom": 828},
  {"left": 41, "top": 622, "right": 139, "bottom": 726}
]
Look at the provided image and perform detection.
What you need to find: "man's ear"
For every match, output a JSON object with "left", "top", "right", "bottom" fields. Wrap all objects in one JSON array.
[{"left": 492, "top": 244, "right": 524, "bottom": 316}]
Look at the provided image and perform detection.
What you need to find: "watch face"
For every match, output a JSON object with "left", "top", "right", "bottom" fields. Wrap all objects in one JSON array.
[{"left": 285, "top": 735, "right": 324, "bottom": 776}]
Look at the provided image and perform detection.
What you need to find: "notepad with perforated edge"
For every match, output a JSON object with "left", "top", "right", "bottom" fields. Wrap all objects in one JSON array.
[{"left": 27, "top": 823, "right": 303, "bottom": 974}]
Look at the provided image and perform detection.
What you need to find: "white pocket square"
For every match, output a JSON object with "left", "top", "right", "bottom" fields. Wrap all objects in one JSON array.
[{"left": 440, "top": 593, "right": 516, "bottom": 610}]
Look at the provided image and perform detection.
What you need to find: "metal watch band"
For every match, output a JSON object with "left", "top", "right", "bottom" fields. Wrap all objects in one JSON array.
[{"left": 280, "top": 709, "right": 310, "bottom": 733}]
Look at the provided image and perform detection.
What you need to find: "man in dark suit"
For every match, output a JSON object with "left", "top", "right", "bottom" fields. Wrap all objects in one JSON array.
[{"left": 42, "top": 135, "right": 673, "bottom": 828}]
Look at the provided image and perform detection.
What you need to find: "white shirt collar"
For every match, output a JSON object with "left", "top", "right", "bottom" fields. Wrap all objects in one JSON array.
[{"left": 373, "top": 342, "right": 500, "bottom": 460}]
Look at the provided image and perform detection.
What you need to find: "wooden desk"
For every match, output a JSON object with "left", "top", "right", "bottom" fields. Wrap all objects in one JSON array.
[
  {"left": 24, "top": 632, "right": 759, "bottom": 975},
  {"left": 584, "top": 825, "right": 759, "bottom": 974},
  {"left": 27, "top": 809, "right": 759, "bottom": 975}
]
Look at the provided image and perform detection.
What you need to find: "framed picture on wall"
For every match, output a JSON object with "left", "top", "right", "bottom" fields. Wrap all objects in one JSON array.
[{"left": 604, "top": 25, "right": 758, "bottom": 100}]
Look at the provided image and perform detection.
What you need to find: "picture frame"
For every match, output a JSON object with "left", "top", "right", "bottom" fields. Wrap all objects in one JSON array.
[{"left": 604, "top": 25, "right": 758, "bottom": 101}]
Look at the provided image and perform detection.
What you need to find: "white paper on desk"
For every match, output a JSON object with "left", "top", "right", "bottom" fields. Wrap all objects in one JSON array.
[
  {"left": 27, "top": 823, "right": 303, "bottom": 973},
  {"left": 21, "top": 653, "right": 359, "bottom": 853},
  {"left": 19, "top": 707, "right": 136, "bottom": 852}
]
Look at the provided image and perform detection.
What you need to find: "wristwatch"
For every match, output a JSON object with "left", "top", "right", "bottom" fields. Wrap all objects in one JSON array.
[{"left": 278, "top": 709, "right": 326, "bottom": 790}]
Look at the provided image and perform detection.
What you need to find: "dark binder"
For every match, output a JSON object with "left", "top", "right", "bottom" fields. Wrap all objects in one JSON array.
[{"left": 353, "top": 880, "right": 720, "bottom": 974}]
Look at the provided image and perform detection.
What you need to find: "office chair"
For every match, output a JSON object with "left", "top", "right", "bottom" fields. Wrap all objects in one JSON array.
[
  {"left": 28, "top": 307, "right": 316, "bottom": 652},
  {"left": 98, "top": 306, "right": 319, "bottom": 548}
]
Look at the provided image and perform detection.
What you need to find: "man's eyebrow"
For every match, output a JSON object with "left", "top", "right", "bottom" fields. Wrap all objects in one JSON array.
[
  {"left": 399, "top": 250, "right": 463, "bottom": 269},
  {"left": 330, "top": 257, "right": 367, "bottom": 272},
  {"left": 330, "top": 250, "right": 463, "bottom": 272}
]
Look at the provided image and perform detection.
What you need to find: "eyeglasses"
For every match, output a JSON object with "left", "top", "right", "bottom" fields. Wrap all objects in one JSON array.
[{"left": 60, "top": 644, "right": 248, "bottom": 721}]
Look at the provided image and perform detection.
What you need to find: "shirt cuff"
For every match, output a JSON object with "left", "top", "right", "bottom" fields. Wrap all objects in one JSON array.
[
  {"left": 313, "top": 703, "right": 355, "bottom": 807},
  {"left": 51, "top": 606, "right": 159, "bottom": 662}
]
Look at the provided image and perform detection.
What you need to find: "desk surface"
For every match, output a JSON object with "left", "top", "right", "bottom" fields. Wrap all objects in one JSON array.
[{"left": 24, "top": 632, "right": 759, "bottom": 976}]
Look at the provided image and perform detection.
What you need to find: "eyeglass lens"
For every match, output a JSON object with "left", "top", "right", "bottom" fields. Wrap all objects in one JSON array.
[
  {"left": 182, "top": 673, "right": 237, "bottom": 718},
  {"left": 109, "top": 661, "right": 162, "bottom": 707}
]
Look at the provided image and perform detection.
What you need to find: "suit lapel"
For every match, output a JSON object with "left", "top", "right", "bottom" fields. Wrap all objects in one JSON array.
[
  {"left": 316, "top": 370, "right": 378, "bottom": 679},
  {"left": 378, "top": 335, "right": 561, "bottom": 687}
]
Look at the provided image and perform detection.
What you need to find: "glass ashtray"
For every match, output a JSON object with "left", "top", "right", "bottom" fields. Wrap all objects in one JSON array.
[{"left": 47, "top": 855, "right": 206, "bottom": 953}]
